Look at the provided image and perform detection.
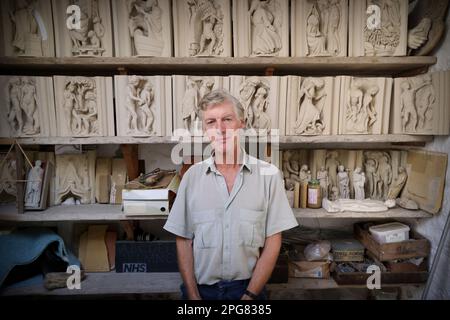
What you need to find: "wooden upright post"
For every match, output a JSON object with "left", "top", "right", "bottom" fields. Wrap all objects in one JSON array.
[{"left": 120, "top": 144, "right": 140, "bottom": 180}]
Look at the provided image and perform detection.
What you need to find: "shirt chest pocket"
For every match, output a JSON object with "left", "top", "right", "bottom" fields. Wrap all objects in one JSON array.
[
  {"left": 192, "top": 209, "right": 218, "bottom": 249},
  {"left": 239, "top": 209, "right": 265, "bottom": 248}
]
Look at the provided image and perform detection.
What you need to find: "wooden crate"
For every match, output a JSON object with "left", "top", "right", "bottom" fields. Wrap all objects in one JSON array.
[
  {"left": 333, "top": 269, "right": 428, "bottom": 286},
  {"left": 354, "top": 223, "right": 430, "bottom": 261}
]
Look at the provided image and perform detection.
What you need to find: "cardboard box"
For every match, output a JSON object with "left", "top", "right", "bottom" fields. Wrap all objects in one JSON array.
[{"left": 289, "top": 261, "right": 331, "bottom": 279}]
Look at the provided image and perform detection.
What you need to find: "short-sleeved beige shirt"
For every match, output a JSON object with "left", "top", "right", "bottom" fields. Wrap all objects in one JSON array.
[{"left": 163, "top": 151, "right": 298, "bottom": 285}]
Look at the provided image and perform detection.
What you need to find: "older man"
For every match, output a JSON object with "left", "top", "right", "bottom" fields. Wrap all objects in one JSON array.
[{"left": 163, "top": 90, "right": 298, "bottom": 300}]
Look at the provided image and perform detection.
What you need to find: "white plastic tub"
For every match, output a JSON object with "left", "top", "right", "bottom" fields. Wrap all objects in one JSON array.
[{"left": 369, "top": 222, "right": 410, "bottom": 244}]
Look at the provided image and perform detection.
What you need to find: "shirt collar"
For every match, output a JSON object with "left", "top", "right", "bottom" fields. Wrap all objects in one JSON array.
[{"left": 204, "top": 148, "right": 252, "bottom": 174}]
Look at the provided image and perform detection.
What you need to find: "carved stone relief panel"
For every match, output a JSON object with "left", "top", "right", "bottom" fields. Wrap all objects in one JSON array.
[
  {"left": 0, "top": 0, "right": 55, "bottom": 57},
  {"left": 52, "top": 0, "right": 113, "bottom": 57},
  {"left": 115, "top": 75, "right": 172, "bottom": 137},
  {"left": 349, "top": 0, "right": 408, "bottom": 56},
  {"left": 54, "top": 150, "right": 96, "bottom": 205},
  {"left": 172, "top": 76, "right": 230, "bottom": 134},
  {"left": 286, "top": 76, "right": 339, "bottom": 136},
  {"left": 172, "top": 0, "right": 232, "bottom": 57},
  {"left": 112, "top": 0, "right": 172, "bottom": 57},
  {"left": 0, "top": 153, "right": 17, "bottom": 202},
  {"left": 53, "top": 76, "right": 114, "bottom": 137},
  {"left": 0, "top": 76, "right": 56, "bottom": 138},
  {"left": 233, "top": 0, "right": 289, "bottom": 57},
  {"left": 338, "top": 76, "right": 392, "bottom": 134},
  {"left": 392, "top": 71, "right": 450, "bottom": 135},
  {"left": 291, "top": 0, "right": 348, "bottom": 57},
  {"left": 230, "top": 76, "right": 288, "bottom": 135},
  {"left": 283, "top": 149, "right": 407, "bottom": 201}
]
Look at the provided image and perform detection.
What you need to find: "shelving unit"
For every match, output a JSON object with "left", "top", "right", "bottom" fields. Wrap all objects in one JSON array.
[{"left": 0, "top": 56, "right": 436, "bottom": 77}]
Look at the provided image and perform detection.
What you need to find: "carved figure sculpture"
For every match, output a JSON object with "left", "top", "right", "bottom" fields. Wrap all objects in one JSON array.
[
  {"left": 387, "top": 166, "right": 407, "bottom": 199},
  {"left": 345, "top": 80, "right": 379, "bottom": 134},
  {"left": 24, "top": 160, "right": 44, "bottom": 207},
  {"left": 378, "top": 153, "right": 392, "bottom": 199},
  {"left": 337, "top": 165, "right": 349, "bottom": 199},
  {"left": 182, "top": 78, "right": 200, "bottom": 131},
  {"left": 55, "top": 159, "right": 91, "bottom": 205},
  {"left": 364, "top": 158, "right": 378, "bottom": 199},
  {"left": 294, "top": 78, "right": 326, "bottom": 134},
  {"left": 9, "top": 0, "right": 43, "bottom": 56},
  {"left": 325, "top": 150, "right": 339, "bottom": 193},
  {"left": 68, "top": 0, "right": 105, "bottom": 56},
  {"left": 317, "top": 166, "right": 329, "bottom": 199},
  {"left": 364, "top": 0, "right": 402, "bottom": 56},
  {"left": 187, "top": 0, "right": 224, "bottom": 56},
  {"left": 7, "top": 77, "right": 40, "bottom": 136},
  {"left": 0, "top": 156, "right": 17, "bottom": 197},
  {"left": 128, "top": 0, "right": 164, "bottom": 56},
  {"left": 249, "top": 0, "right": 282, "bottom": 56},
  {"left": 252, "top": 87, "right": 271, "bottom": 130},
  {"left": 400, "top": 81, "right": 418, "bottom": 132},
  {"left": 125, "top": 76, "right": 155, "bottom": 134},
  {"left": 353, "top": 167, "right": 365, "bottom": 200},
  {"left": 306, "top": 3, "right": 327, "bottom": 56},
  {"left": 299, "top": 164, "right": 311, "bottom": 184},
  {"left": 238, "top": 77, "right": 271, "bottom": 130},
  {"left": 63, "top": 77, "right": 98, "bottom": 136}
]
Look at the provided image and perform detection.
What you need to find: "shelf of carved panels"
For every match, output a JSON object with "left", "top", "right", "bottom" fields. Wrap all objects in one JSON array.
[{"left": 0, "top": 56, "right": 437, "bottom": 77}]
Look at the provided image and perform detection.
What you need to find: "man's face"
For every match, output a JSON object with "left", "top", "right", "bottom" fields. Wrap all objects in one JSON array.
[{"left": 203, "top": 101, "right": 245, "bottom": 155}]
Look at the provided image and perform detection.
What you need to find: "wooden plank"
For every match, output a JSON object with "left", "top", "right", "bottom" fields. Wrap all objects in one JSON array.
[
  {"left": 14, "top": 144, "right": 25, "bottom": 214},
  {"left": 0, "top": 204, "right": 167, "bottom": 222},
  {"left": 0, "top": 57, "right": 436, "bottom": 77},
  {"left": 120, "top": 145, "right": 140, "bottom": 181},
  {"left": 295, "top": 208, "right": 433, "bottom": 219},
  {"left": 0, "top": 135, "right": 434, "bottom": 146}
]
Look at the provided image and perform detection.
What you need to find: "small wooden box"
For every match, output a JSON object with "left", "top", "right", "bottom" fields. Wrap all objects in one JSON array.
[
  {"left": 354, "top": 223, "right": 430, "bottom": 261},
  {"left": 332, "top": 269, "right": 428, "bottom": 285}
]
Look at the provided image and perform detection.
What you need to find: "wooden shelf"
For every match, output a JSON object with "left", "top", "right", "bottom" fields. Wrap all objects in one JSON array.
[
  {"left": 0, "top": 204, "right": 432, "bottom": 222},
  {"left": 0, "top": 204, "right": 167, "bottom": 222},
  {"left": 294, "top": 207, "right": 433, "bottom": 219},
  {"left": 0, "top": 134, "right": 433, "bottom": 147},
  {"left": 0, "top": 56, "right": 436, "bottom": 77},
  {"left": 0, "top": 272, "right": 424, "bottom": 297}
]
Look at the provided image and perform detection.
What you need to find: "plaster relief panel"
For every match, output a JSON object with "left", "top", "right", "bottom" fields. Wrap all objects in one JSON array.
[
  {"left": 0, "top": 153, "right": 17, "bottom": 202},
  {"left": 53, "top": 76, "right": 114, "bottom": 137},
  {"left": 349, "top": 0, "right": 408, "bottom": 56},
  {"left": 173, "top": 76, "right": 230, "bottom": 134},
  {"left": 55, "top": 151, "right": 96, "bottom": 205},
  {"left": 231, "top": 76, "right": 287, "bottom": 135},
  {"left": 291, "top": 0, "right": 348, "bottom": 57},
  {"left": 112, "top": 0, "right": 172, "bottom": 57},
  {"left": 233, "top": 0, "right": 289, "bottom": 57},
  {"left": 0, "top": 0, "right": 55, "bottom": 57},
  {"left": 52, "top": 0, "right": 113, "bottom": 57},
  {"left": 286, "top": 76, "right": 339, "bottom": 136},
  {"left": 115, "top": 75, "right": 172, "bottom": 137},
  {"left": 0, "top": 76, "right": 56, "bottom": 138},
  {"left": 172, "top": 0, "right": 232, "bottom": 57},
  {"left": 392, "top": 71, "right": 450, "bottom": 135},
  {"left": 338, "top": 76, "right": 392, "bottom": 134}
]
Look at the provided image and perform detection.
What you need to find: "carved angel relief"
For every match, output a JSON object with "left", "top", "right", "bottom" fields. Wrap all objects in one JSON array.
[
  {"left": 345, "top": 79, "right": 379, "bottom": 134},
  {"left": 68, "top": 0, "right": 105, "bottom": 56},
  {"left": 63, "top": 77, "right": 99, "bottom": 136},
  {"left": 128, "top": 0, "right": 164, "bottom": 56},
  {"left": 126, "top": 76, "right": 155, "bottom": 135},
  {"left": 7, "top": 77, "right": 40, "bottom": 136},
  {"left": 9, "top": 0, "right": 44, "bottom": 56},
  {"left": 239, "top": 77, "right": 271, "bottom": 131},
  {"left": 306, "top": 0, "right": 342, "bottom": 56},
  {"left": 249, "top": 0, "right": 282, "bottom": 56},
  {"left": 294, "top": 77, "right": 327, "bottom": 135},
  {"left": 399, "top": 74, "right": 435, "bottom": 133},
  {"left": 187, "top": 0, "right": 225, "bottom": 56},
  {"left": 364, "top": 0, "right": 402, "bottom": 56}
]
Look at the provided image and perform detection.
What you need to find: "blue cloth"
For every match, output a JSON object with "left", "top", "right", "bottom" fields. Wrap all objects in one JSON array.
[
  {"left": 180, "top": 279, "right": 267, "bottom": 300},
  {"left": 0, "top": 227, "right": 79, "bottom": 287}
]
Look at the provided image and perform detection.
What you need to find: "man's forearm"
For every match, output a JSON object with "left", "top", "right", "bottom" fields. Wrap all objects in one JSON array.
[
  {"left": 244, "top": 232, "right": 282, "bottom": 299},
  {"left": 176, "top": 236, "right": 201, "bottom": 300}
]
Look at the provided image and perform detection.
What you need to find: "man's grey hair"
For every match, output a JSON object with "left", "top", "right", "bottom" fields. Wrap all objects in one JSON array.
[{"left": 198, "top": 89, "right": 245, "bottom": 122}]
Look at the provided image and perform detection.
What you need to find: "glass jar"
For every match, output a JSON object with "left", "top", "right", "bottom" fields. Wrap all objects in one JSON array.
[{"left": 307, "top": 179, "right": 322, "bottom": 209}]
